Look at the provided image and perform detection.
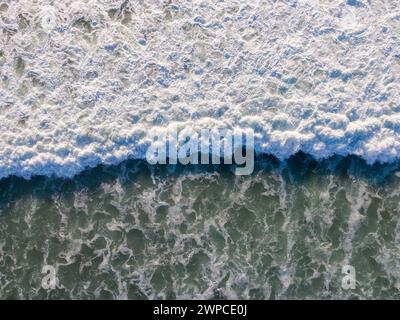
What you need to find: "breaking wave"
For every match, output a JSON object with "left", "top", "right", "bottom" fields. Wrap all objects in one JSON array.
[{"left": 1, "top": 0, "right": 400, "bottom": 179}]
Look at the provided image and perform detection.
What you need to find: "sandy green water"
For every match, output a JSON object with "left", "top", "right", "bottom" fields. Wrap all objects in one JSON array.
[{"left": 1, "top": 154, "right": 400, "bottom": 299}]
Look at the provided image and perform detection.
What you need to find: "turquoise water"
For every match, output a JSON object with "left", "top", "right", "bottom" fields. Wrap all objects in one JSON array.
[{"left": 1, "top": 154, "right": 400, "bottom": 299}]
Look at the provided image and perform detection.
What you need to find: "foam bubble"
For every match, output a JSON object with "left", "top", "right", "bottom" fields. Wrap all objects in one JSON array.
[{"left": 0, "top": 0, "right": 399, "bottom": 179}]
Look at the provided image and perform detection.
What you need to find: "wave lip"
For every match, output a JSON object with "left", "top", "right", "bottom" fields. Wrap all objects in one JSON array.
[{"left": 1, "top": 125, "right": 400, "bottom": 180}]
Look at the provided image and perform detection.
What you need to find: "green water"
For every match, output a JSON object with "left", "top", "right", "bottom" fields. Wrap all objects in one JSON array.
[{"left": 1, "top": 154, "right": 400, "bottom": 299}]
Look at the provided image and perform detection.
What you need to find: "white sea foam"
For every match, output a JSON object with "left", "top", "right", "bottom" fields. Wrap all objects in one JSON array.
[{"left": 0, "top": 0, "right": 399, "bottom": 179}]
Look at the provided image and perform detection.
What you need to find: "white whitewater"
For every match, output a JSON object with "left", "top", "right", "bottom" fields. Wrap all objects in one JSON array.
[{"left": 0, "top": 0, "right": 399, "bottom": 179}]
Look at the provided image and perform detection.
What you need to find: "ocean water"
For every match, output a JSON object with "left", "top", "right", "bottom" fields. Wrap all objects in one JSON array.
[
  {"left": 1, "top": 0, "right": 400, "bottom": 300},
  {"left": 1, "top": 155, "right": 400, "bottom": 299}
]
